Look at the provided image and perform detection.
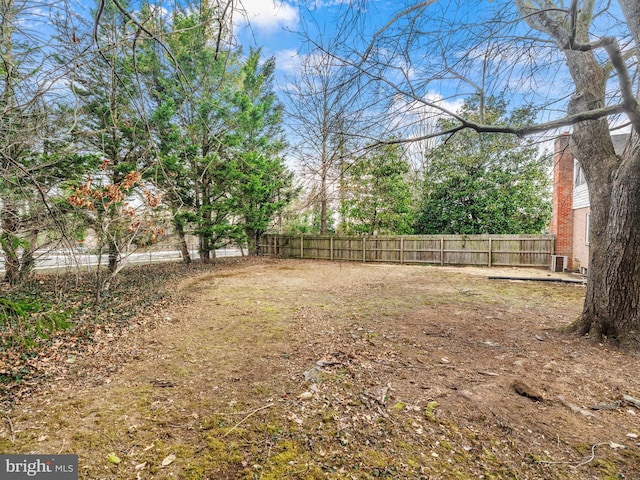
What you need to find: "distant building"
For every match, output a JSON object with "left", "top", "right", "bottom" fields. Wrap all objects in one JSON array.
[{"left": 551, "top": 132, "right": 628, "bottom": 274}]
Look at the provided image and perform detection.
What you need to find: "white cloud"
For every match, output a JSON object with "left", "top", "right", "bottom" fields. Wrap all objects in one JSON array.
[
  {"left": 388, "top": 92, "right": 465, "bottom": 167},
  {"left": 308, "top": 0, "right": 351, "bottom": 8},
  {"left": 275, "top": 48, "right": 303, "bottom": 74},
  {"left": 390, "top": 91, "right": 464, "bottom": 134},
  {"left": 275, "top": 49, "right": 344, "bottom": 76},
  {"left": 238, "top": 0, "right": 299, "bottom": 32}
]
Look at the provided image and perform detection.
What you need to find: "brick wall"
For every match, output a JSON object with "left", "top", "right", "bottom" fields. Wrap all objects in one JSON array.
[{"left": 551, "top": 133, "right": 575, "bottom": 270}]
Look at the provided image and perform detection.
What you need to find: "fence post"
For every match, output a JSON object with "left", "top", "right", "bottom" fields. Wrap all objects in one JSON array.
[
  {"left": 488, "top": 237, "right": 492, "bottom": 267},
  {"left": 330, "top": 236, "right": 334, "bottom": 261},
  {"left": 440, "top": 237, "right": 444, "bottom": 265},
  {"left": 400, "top": 236, "right": 404, "bottom": 264},
  {"left": 363, "top": 236, "right": 366, "bottom": 263}
]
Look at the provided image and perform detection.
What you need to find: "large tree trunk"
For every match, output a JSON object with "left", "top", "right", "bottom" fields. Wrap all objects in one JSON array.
[
  {"left": 571, "top": 137, "right": 640, "bottom": 348},
  {"left": 563, "top": 52, "right": 640, "bottom": 347},
  {"left": 513, "top": 1, "right": 640, "bottom": 347}
]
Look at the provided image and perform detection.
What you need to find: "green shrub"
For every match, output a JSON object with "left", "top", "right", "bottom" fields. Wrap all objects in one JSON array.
[{"left": 0, "top": 296, "right": 72, "bottom": 349}]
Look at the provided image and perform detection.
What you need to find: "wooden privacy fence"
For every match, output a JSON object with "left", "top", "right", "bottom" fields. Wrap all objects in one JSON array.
[{"left": 258, "top": 234, "right": 555, "bottom": 268}]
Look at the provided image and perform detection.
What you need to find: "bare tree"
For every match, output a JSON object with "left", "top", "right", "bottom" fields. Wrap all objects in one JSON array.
[
  {"left": 307, "top": 0, "right": 640, "bottom": 347},
  {"left": 284, "top": 49, "right": 363, "bottom": 234}
]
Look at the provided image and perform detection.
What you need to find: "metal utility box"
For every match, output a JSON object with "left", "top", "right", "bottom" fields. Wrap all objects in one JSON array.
[{"left": 550, "top": 255, "right": 568, "bottom": 272}]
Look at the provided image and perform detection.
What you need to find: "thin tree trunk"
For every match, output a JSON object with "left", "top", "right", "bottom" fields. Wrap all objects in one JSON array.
[
  {"left": 94, "top": 237, "right": 104, "bottom": 304},
  {"left": 320, "top": 198, "right": 327, "bottom": 235},
  {"left": 320, "top": 143, "right": 328, "bottom": 235},
  {"left": 179, "top": 236, "right": 191, "bottom": 264},
  {"left": 108, "top": 240, "right": 118, "bottom": 273},
  {"left": 1, "top": 199, "right": 20, "bottom": 284},
  {"left": 174, "top": 219, "right": 191, "bottom": 264},
  {"left": 18, "top": 227, "right": 38, "bottom": 282},
  {"left": 199, "top": 236, "right": 210, "bottom": 264},
  {"left": 199, "top": 177, "right": 212, "bottom": 264},
  {"left": 245, "top": 229, "right": 258, "bottom": 256}
]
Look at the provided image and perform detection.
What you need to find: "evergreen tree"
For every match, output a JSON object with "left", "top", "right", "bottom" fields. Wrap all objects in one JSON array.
[
  {"left": 228, "top": 49, "right": 296, "bottom": 254},
  {"left": 414, "top": 96, "right": 551, "bottom": 235},
  {"left": 152, "top": 3, "right": 243, "bottom": 263},
  {"left": 340, "top": 144, "right": 414, "bottom": 235},
  {"left": 144, "top": 8, "right": 294, "bottom": 259}
]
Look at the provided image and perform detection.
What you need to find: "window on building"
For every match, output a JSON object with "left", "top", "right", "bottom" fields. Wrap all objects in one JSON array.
[
  {"left": 575, "top": 160, "right": 586, "bottom": 187},
  {"left": 586, "top": 213, "right": 591, "bottom": 245}
]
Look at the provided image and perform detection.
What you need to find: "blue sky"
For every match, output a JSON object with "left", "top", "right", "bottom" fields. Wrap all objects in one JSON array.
[
  {"left": 235, "top": 1, "right": 342, "bottom": 78},
  {"left": 233, "top": 1, "right": 545, "bottom": 113},
  {"left": 234, "top": 1, "right": 404, "bottom": 81},
  {"left": 234, "top": 1, "right": 469, "bottom": 126}
]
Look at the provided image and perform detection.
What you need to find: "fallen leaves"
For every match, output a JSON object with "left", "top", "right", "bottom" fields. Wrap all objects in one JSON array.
[{"left": 0, "top": 262, "right": 214, "bottom": 407}]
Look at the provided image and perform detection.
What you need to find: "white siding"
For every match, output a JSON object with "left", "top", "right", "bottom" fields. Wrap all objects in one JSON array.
[
  {"left": 573, "top": 206, "right": 590, "bottom": 272},
  {"left": 573, "top": 183, "right": 589, "bottom": 209}
]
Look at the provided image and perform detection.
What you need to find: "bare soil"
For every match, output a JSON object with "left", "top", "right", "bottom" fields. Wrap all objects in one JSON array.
[{"left": 2, "top": 258, "right": 640, "bottom": 479}]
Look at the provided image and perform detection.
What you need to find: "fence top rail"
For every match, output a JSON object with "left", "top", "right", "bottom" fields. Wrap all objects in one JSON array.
[{"left": 265, "top": 234, "right": 555, "bottom": 240}]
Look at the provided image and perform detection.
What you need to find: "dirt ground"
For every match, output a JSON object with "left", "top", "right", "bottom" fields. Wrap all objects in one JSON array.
[{"left": 1, "top": 258, "right": 640, "bottom": 479}]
